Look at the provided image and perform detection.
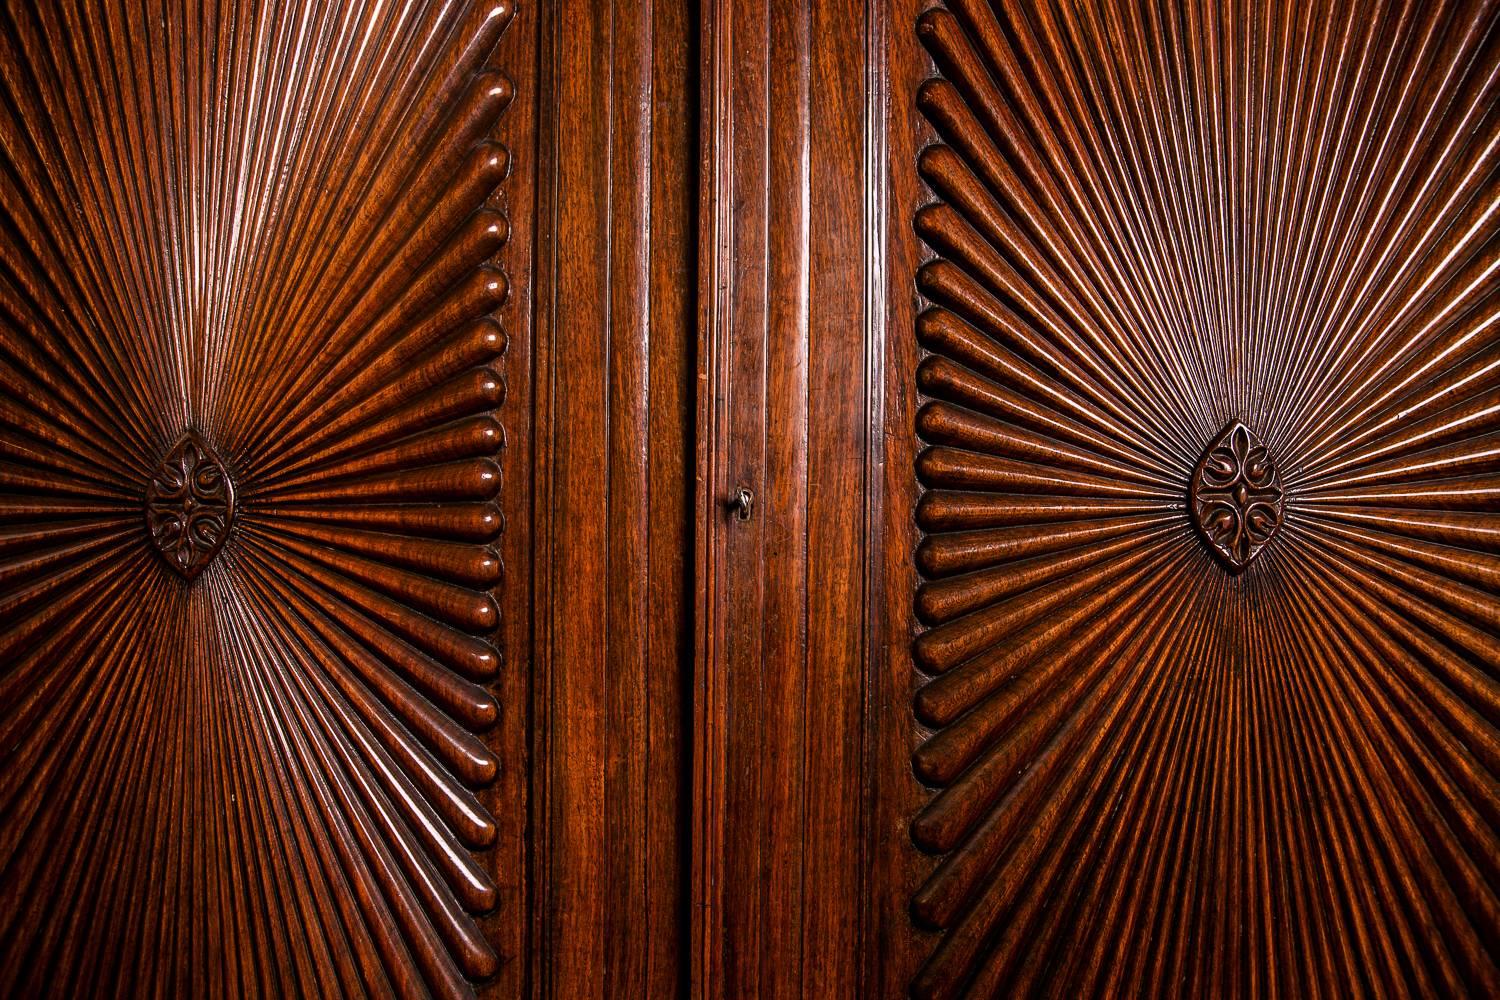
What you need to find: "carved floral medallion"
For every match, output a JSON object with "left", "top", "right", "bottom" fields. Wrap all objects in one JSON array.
[
  {"left": 1189, "top": 420, "right": 1285, "bottom": 573},
  {"left": 144, "top": 431, "right": 235, "bottom": 579}
]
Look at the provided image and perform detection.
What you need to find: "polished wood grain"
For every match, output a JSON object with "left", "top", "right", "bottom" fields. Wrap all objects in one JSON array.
[
  {"left": 0, "top": 0, "right": 703, "bottom": 994},
  {"left": 695, "top": 0, "right": 881, "bottom": 996},
  {"left": 907, "top": 0, "right": 1500, "bottom": 996},
  {"left": 531, "top": 0, "right": 696, "bottom": 997},
  {"left": 0, "top": 2, "right": 518, "bottom": 995},
  {"left": 4, "top": 0, "right": 1496, "bottom": 996}
]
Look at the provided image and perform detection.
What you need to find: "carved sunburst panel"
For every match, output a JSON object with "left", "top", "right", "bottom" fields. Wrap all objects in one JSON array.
[
  {"left": 911, "top": 0, "right": 1498, "bottom": 997},
  {"left": 0, "top": 2, "right": 514, "bottom": 996}
]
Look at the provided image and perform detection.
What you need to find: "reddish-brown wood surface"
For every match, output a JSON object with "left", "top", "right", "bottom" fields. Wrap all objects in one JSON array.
[
  {"left": 0, "top": 1, "right": 526, "bottom": 995},
  {"left": 530, "top": 0, "right": 695, "bottom": 996},
  {"left": 695, "top": 0, "right": 880, "bottom": 995},
  {"left": 4, "top": 0, "right": 1498, "bottom": 996},
  {"left": 697, "top": 0, "right": 1500, "bottom": 997},
  {"left": 900, "top": 0, "right": 1500, "bottom": 996},
  {"left": 0, "top": 0, "right": 702, "bottom": 994}
]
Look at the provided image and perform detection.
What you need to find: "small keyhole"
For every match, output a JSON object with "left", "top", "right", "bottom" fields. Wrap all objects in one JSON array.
[{"left": 729, "top": 486, "right": 754, "bottom": 522}]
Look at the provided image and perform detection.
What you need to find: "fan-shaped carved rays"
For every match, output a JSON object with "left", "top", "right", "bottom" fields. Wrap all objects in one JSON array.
[
  {"left": 911, "top": 1, "right": 1500, "bottom": 997},
  {"left": 0, "top": 3, "right": 516, "bottom": 996}
]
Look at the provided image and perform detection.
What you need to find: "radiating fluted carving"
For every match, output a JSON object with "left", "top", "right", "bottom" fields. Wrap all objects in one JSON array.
[
  {"left": 0, "top": 2, "right": 515, "bottom": 996},
  {"left": 912, "top": 0, "right": 1500, "bottom": 996}
]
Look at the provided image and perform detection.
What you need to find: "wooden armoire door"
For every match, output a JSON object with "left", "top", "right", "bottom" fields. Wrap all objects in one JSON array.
[
  {"left": 0, "top": 1, "right": 697, "bottom": 997},
  {"left": 696, "top": 0, "right": 1500, "bottom": 997},
  {"left": 0, "top": 2, "right": 536, "bottom": 996},
  {"left": 879, "top": 1, "right": 1500, "bottom": 993}
]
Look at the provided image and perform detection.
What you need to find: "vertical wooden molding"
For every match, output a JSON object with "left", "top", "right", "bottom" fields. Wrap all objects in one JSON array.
[
  {"left": 534, "top": 1, "right": 696, "bottom": 996},
  {"left": 869, "top": 0, "right": 935, "bottom": 995},
  {"left": 857, "top": 0, "right": 891, "bottom": 994},
  {"left": 483, "top": 0, "right": 539, "bottom": 994},
  {"left": 692, "top": 0, "right": 732, "bottom": 994},
  {"left": 693, "top": 1, "right": 882, "bottom": 996}
]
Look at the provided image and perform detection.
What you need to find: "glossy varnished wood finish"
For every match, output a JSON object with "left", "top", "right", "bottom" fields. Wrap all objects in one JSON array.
[
  {"left": 696, "top": 0, "right": 881, "bottom": 995},
  {"left": 4, "top": 0, "right": 1497, "bottom": 995},
  {"left": 0, "top": 2, "right": 522, "bottom": 995},
  {"left": 479, "top": 2, "right": 538, "bottom": 995},
  {"left": 532, "top": 0, "right": 696, "bottom": 997},
  {"left": 905, "top": 0, "right": 1500, "bottom": 996},
  {"left": 0, "top": 0, "right": 702, "bottom": 994}
]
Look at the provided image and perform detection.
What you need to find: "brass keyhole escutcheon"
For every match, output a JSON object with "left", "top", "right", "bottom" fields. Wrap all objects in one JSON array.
[{"left": 728, "top": 486, "right": 754, "bottom": 522}]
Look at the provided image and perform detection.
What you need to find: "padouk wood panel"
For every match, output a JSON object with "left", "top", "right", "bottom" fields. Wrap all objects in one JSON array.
[
  {"left": 0, "top": 2, "right": 526, "bottom": 996},
  {"left": 695, "top": 0, "right": 882, "bottom": 995},
  {"left": 903, "top": 0, "right": 1500, "bottom": 996},
  {"left": 530, "top": 0, "right": 696, "bottom": 996},
  {"left": 0, "top": 0, "right": 702, "bottom": 995}
]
